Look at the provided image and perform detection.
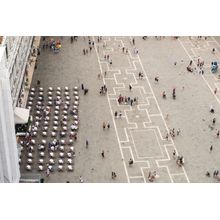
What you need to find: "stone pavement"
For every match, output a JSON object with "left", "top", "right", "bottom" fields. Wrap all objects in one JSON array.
[
  {"left": 21, "top": 36, "right": 220, "bottom": 183},
  {"left": 94, "top": 36, "right": 189, "bottom": 183},
  {"left": 136, "top": 36, "right": 220, "bottom": 182},
  {"left": 23, "top": 37, "right": 128, "bottom": 182}
]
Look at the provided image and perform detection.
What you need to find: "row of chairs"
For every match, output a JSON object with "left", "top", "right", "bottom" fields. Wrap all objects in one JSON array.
[
  {"left": 26, "top": 164, "right": 73, "bottom": 172},
  {"left": 31, "top": 86, "right": 78, "bottom": 92},
  {"left": 25, "top": 158, "right": 73, "bottom": 165}
]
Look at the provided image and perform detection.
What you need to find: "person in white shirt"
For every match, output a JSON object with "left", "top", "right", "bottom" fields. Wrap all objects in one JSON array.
[{"left": 79, "top": 176, "right": 84, "bottom": 183}]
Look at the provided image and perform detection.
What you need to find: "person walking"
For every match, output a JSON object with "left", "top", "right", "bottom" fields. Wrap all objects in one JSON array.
[
  {"left": 212, "top": 118, "right": 216, "bottom": 125},
  {"left": 213, "top": 170, "right": 219, "bottom": 178},
  {"left": 177, "top": 128, "right": 181, "bottom": 136},
  {"left": 173, "top": 150, "right": 176, "bottom": 159},
  {"left": 138, "top": 72, "right": 141, "bottom": 79},
  {"left": 81, "top": 83, "right": 84, "bottom": 90},
  {"left": 206, "top": 171, "right": 210, "bottom": 177},
  {"left": 217, "top": 130, "right": 220, "bottom": 138},
  {"left": 86, "top": 140, "right": 89, "bottom": 148},
  {"left": 114, "top": 111, "right": 118, "bottom": 118},
  {"left": 107, "top": 123, "right": 110, "bottom": 129},
  {"left": 101, "top": 150, "right": 105, "bottom": 158},
  {"left": 132, "top": 38, "right": 135, "bottom": 45},
  {"left": 46, "top": 168, "right": 50, "bottom": 177},
  {"left": 128, "top": 158, "right": 133, "bottom": 166},
  {"left": 84, "top": 88, "right": 88, "bottom": 95},
  {"left": 119, "top": 111, "right": 122, "bottom": 119},
  {"left": 102, "top": 122, "right": 106, "bottom": 130},
  {"left": 210, "top": 105, "right": 215, "bottom": 113},
  {"left": 210, "top": 145, "right": 213, "bottom": 152},
  {"left": 154, "top": 76, "right": 159, "bottom": 82},
  {"left": 129, "top": 84, "right": 132, "bottom": 91},
  {"left": 112, "top": 171, "right": 117, "bottom": 179},
  {"left": 162, "top": 91, "right": 166, "bottom": 99},
  {"left": 79, "top": 176, "right": 84, "bottom": 183},
  {"left": 213, "top": 170, "right": 217, "bottom": 178}
]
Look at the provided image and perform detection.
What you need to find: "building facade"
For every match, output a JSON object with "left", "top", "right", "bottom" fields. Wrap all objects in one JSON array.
[
  {"left": 0, "top": 47, "right": 20, "bottom": 182},
  {"left": 1, "top": 36, "right": 34, "bottom": 108},
  {"left": 0, "top": 36, "right": 34, "bottom": 182}
]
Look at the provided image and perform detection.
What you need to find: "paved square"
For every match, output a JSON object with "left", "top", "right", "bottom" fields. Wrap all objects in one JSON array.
[
  {"left": 19, "top": 36, "right": 220, "bottom": 183},
  {"left": 125, "top": 108, "right": 150, "bottom": 124},
  {"left": 130, "top": 129, "right": 163, "bottom": 158},
  {"left": 110, "top": 54, "right": 130, "bottom": 68}
]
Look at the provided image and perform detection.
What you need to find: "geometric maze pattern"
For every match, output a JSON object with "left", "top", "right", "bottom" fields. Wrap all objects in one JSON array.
[{"left": 94, "top": 36, "right": 189, "bottom": 183}]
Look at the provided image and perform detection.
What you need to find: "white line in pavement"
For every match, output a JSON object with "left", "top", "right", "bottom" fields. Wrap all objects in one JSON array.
[
  {"left": 121, "top": 144, "right": 150, "bottom": 166},
  {"left": 124, "top": 127, "right": 129, "bottom": 142},
  {"left": 132, "top": 37, "right": 190, "bottom": 183},
  {"left": 171, "top": 173, "right": 185, "bottom": 176},
  {"left": 149, "top": 114, "right": 161, "bottom": 117},
  {"left": 140, "top": 167, "right": 147, "bottom": 183},
  {"left": 129, "top": 129, "right": 164, "bottom": 159},
  {"left": 155, "top": 161, "right": 173, "bottom": 183},
  {"left": 104, "top": 77, "right": 115, "bottom": 80},
  {"left": 120, "top": 146, "right": 131, "bottom": 149},
  {"left": 135, "top": 160, "right": 150, "bottom": 164},
  {"left": 93, "top": 36, "right": 130, "bottom": 183},
  {"left": 155, "top": 145, "right": 176, "bottom": 181},
  {"left": 155, "top": 126, "right": 167, "bottom": 141},
  {"left": 129, "top": 176, "right": 145, "bottom": 179}
]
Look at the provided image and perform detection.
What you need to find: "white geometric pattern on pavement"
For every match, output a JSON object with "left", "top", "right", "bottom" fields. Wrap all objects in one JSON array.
[{"left": 93, "top": 36, "right": 190, "bottom": 183}]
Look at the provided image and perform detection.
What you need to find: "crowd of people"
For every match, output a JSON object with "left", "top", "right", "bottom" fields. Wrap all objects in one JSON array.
[
  {"left": 42, "top": 38, "right": 62, "bottom": 53},
  {"left": 117, "top": 94, "right": 138, "bottom": 106},
  {"left": 99, "top": 84, "right": 107, "bottom": 95}
]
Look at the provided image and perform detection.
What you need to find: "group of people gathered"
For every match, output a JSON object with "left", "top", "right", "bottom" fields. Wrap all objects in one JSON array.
[
  {"left": 117, "top": 94, "right": 138, "bottom": 106},
  {"left": 162, "top": 88, "right": 176, "bottom": 100}
]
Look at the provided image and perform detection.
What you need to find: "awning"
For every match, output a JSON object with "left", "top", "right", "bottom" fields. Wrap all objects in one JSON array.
[{"left": 14, "top": 107, "right": 30, "bottom": 124}]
